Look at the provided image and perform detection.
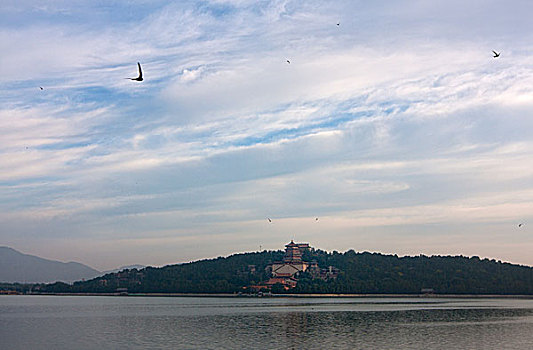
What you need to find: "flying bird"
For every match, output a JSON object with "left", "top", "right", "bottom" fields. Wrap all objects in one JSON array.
[
  {"left": 492, "top": 50, "right": 500, "bottom": 58},
  {"left": 126, "top": 62, "right": 143, "bottom": 81},
  {"left": 518, "top": 223, "right": 523, "bottom": 227},
  {"left": 267, "top": 218, "right": 272, "bottom": 223},
  {"left": 39, "top": 86, "right": 43, "bottom": 90},
  {"left": 286, "top": 59, "right": 291, "bottom": 64}
]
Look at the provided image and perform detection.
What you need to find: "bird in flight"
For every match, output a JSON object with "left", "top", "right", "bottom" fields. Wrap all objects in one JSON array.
[
  {"left": 518, "top": 223, "right": 523, "bottom": 227},
  {"left": 286, "top": 59, "right": 291, "bottom": 64},
  {"left": 127, "top": 62, "right": 143, "bottom": 81},
  {"left": 492, "top": 50, "right": 500, "bottom": 58},
  {"left": 267, "top": 218, "right": 272, "bottom": 223},
  {"left": 39, "top": 86, "right": 43, "bottom": 90}
]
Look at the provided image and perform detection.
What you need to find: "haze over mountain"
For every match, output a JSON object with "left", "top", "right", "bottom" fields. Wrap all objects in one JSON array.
[{"left": 0, "top": 246, "right": 101, "bottom": 283}]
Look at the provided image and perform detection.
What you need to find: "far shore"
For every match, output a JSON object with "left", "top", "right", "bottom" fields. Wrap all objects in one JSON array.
[{"left": 5, "top": 292, "right": 532, "bottom": 299}]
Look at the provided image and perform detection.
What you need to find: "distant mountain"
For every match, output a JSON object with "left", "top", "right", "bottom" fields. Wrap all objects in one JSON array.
[
  {"left": 102, "top": 264, "right": 146, "bottom": 275},
  {"left": 0, "top": 246, "right": 101, "bottom": 283},
  {"left": 37, "top": 249, "right": 533, "bottom": 295}
]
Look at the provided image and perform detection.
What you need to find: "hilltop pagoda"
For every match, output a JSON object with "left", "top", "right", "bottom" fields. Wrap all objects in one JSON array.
[{"left": 271, "top": 240, "right": 310, "bottom": 278}]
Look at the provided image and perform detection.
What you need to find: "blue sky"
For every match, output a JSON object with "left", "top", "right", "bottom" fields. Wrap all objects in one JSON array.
[{"left": 1, "top": 0, "right": 533, "bottom": 270}]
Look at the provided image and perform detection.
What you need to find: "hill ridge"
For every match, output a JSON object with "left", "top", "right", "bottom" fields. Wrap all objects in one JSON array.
[
  {"left": 0, "top": 246, "right": 101, "bottom": 283},
  {"left": 36, "top": 247, "right": 533, "bottom": 295}
]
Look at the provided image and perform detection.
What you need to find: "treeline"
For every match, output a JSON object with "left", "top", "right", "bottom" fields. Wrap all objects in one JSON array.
[
  {"left": 39, "top": 250, "right": 284, "bottom": 294},
  {"left": 0, "top": 283, "right": 34, "bottom": 293},
  {"left": 5, "top": 249, "right": 533, "bottom": 295},
  {"left": 295, "top": 250, "right": 533, "bottom": 294}
]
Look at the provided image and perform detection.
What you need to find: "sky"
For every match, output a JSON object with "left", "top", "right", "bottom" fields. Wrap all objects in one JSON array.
[{"left": 1, "top": 0, "right": 533, "bottom": 271}]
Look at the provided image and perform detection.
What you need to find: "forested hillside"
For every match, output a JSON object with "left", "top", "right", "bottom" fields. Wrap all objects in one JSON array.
[
  {"left": 295, "top": 250, "right": 533, "bottom": 294},
  {"left": 20, "top": 249, "right": 533, "bottom": 295}
]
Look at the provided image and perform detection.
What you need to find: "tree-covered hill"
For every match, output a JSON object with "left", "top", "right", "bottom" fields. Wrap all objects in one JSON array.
[
  {"left": 295, "top": 250, "right": 533, "bottom": 294},
  {"left": 27, "top": 249, "right": 533, "bottom": 295}
]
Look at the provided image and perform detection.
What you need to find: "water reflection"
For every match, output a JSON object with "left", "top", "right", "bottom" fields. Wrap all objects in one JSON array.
[{"left": 1, "top": 296, "right": 532, "bottom": 349}]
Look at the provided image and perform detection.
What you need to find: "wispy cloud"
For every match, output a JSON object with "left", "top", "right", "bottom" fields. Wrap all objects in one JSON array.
[{"left": 1, "top": 0, "right": 533, "bottom": 269}]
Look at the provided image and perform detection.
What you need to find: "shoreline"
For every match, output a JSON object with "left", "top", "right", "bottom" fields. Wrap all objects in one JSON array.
[{"left": 8, "top": 292, "right": 533, "bottom": 299}]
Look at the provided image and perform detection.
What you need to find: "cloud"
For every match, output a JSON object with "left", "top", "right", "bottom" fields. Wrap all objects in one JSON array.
[{"left": 1, "top": 0, "right": 533, "bottom": 269}]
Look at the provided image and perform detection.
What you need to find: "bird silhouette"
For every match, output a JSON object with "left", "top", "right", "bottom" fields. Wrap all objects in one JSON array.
[
  {"left": 126, "top": 62, "right": 143, "bottom": 81},
  {"left": 492, "top": 50, "right": 500, "bottom": 58},
  {"left": 286, "top": 59, "right": 291, "bottom": 64},
  {"left": 39, "top": 86, "right": 43, "bottom": 90},
  {"left": 518, "top": 223, "right": 523, "bottom": 227},
  {"left": 267, "top": 218, "right": 272, "bottom": 223}
]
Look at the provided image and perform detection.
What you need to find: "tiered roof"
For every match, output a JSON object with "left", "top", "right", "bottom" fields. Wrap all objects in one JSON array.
[{"left": 283, "top": 240, "right": 303, "bottom": 262}]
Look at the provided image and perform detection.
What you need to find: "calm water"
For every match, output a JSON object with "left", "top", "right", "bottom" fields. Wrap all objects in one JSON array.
[{"left": 1, "top": 296, "right": 532, "bottom": 349}]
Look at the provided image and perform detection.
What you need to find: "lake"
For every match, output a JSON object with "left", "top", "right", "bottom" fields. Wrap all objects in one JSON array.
[{"left": 1, "top": 295, "right": 532, "bottom": 349}]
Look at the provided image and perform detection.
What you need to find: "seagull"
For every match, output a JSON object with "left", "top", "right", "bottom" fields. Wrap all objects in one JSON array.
[
  {"left": 492, "top": 50, "right": 500, "bottom": 58},
  {"left": 286, "top": 59, "right": 291, "bottom": 64},
  {"left": 126, "top": 62, "right": 143, "bottom": 81},
  {"left": 267, "top": 218, "right": 272, "bottom": 223}
]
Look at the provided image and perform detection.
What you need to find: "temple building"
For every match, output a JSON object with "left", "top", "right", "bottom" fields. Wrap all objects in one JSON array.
[
  {"left": 246, "top": 240, "right": 340, "bottom": 293},
  {"left": 271, "top": 240, "right": 310, "bottom": 278}
]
